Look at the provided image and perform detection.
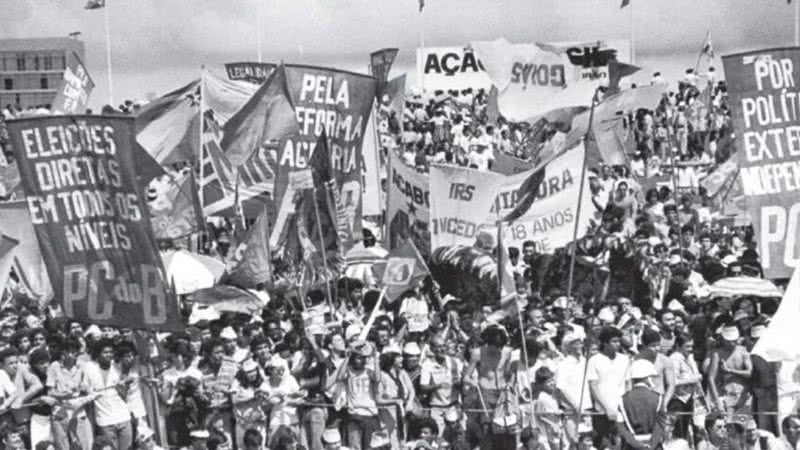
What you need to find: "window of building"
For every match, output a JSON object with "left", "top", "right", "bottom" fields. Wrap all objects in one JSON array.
[
  {"left": 4, "top": 79, "right": 12, "bottom": 90},
  {"left": 33, "top": 56, "right": 40, "bottom": 71},
  {"left": 57, "top": 54, "right": 66, "bottom": 71},
  {"left": 43, "top": 55, "right": 53, "bottom": 70},
  {"left": 40, "top": 77, "right": 47, "bottom": 89},
  {"left": 16, "top": 54, "right": 25, "bottom": 71}
]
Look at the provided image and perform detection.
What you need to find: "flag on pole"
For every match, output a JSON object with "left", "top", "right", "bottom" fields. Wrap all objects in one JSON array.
[
  {"left": 221, "top": 65, "right": 299, "bottom": 167},
  {"left": 620, "top": 0, "right": 630, "bottom": 8},
  {"left": 382, "top": 238, "right": 430, "bottom": 302},
  {"left": 419, "top": 0, "right": 425, "bottom": 12},
  {"left": 222, "top": 207, "right": 273, "bottom": 289},
  {"left": 85, "top": 0, "right": 105, "bottom": 9},
  {"left": 135, "top": 79, "right": 201, "bottom": 165},
  {"left": 752, "top": 268, "right": 799, "bottom": 361},
  {"left": 700, "top": 31, "right": 714, "bottom": 59},
  {"left": 607, "top": 60, "right": 640, "bottom": 94}
]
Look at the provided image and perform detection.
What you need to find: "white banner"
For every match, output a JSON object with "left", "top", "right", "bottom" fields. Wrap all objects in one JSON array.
[
  {"left": 429, "top": 165, "right": 505, "bottom": 249},
  {"left": 472, "top": 39, "right": 630, "bottom": 121},
  {"left": 362, "top": 111, "right": 382, "bottom": 216},
  {"left": 416, "top": 46, "right": 492, "bottom": 92},
  {"left": 495, "top": 144, "right": 593, "bottom": 253},
  {"left": 386, "top": 151, "right": 430, "bottom": 252}
]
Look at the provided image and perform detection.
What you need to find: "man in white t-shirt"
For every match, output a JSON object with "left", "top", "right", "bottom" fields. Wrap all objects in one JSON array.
[
  {"left": 587, "top": 326, "right": 630, "bottom": 449},
  {"left": 82, "top": 338, "right": 132, "bottom": 450}
]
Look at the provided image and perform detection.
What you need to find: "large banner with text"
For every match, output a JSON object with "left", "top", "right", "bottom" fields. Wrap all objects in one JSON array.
[
  {"left": 8, "top": 116, "right": 181, "bottom": 331},
  {"left": 416, "top": 46, "right": 492, "bottom": 92},
  {"left": 272, "top": 65, "right": 378, "bottom": 250},
  {"left": 386, "top": 151, "right": 431, "bottom": 254},
  {"left": 724, "top": 48, "right": 800, "bottom": 278}
]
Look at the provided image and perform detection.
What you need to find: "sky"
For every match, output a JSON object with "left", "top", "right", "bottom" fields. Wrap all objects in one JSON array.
[{"left": 1, "top": 0, "right": 797, "bottom": 108}]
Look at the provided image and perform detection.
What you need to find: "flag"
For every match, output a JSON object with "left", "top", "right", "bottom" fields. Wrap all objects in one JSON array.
[
  {"left": 503, "top": 166, "right": 547, "bottom": 223},
  {"left": 370, "top": 48, "right": 399, "bottom": 84},
  {"left": 222, "top": 207, "right": 273, "bottom": 289},
  {"left": 621, "top": 0, "right": 630, "bottom": 8},
  {"left": 0, "top": 235, "right": 19, "bottom": 297},
  {"left": 752, "top": 268, "right": 800, "bottom": 361},
  {"left": 221, "top": 65, "right": 299, "bottom": 167},
  {"left": 419, "top": 0, "right": 425, "bottom": 12},
  {"left": 148, "top": 170, "right": 203, "bottom": 240},
  {"left": 283, "top": 136, "right": 343, "bottom": 287},
  {"left": 383, "top": 238, "right": 430, "bottom": 302},
  {"left": 0, "top": 201, "right": 52, "bottom": 303},
  {"left": 135, "top": 79, "right": 201, "bottom": 165},
  {"left": 607, "top": 60, "right": 640, "bottom": 94},
  {"left": 85, "top": 0, "right": 104, "bottom": 9},
  {"left": 700, "top": 31, "right": 714, "bottom": 59}
]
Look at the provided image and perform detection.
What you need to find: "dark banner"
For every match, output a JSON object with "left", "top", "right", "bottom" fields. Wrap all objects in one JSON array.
[
  {"left": 52, "top": 52, "right": 95, "bottom": 114},
  {"left": 224, "top": 62, "right": 277, "bottom": 84},
  {"left": 723, "top": 48, "right": 800, "bottom": 278},
  {"left": 272, "top": 65, "right": 378, "bottom": 249},
  {"left": 7, "top": 116, "right": 181, "bottom": 331}
]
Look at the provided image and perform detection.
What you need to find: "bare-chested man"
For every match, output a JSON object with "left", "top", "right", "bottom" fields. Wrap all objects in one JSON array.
[{"left": 708, "top": 325, "right": 752, "bottom": 412}]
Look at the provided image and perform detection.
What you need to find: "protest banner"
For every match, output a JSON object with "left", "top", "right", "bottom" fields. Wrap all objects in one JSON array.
[
  {"left": 723, "top": 48, "right": 800, "bottom": 278},
  {"left": 272, "top": 65, "right": 378, "bottom": 249},
  {"left": 224, "top": 62, "right": 277, "bottom": 84},
  {"left": 472, "top": 39, "right": 630, "bottom": 121},
  {"left": 370, "top": 48, "right": 399, "bottom": 84},
  {"left": 7, "top": 116, "right": 181, "bottom": 331},
  {"left": 495, "top": 144, "right": 593, "bottom": 253},
  {"left": 51, "top": 52, "right": 95, "bottom": 114},
  {"left": 416, "top": 46, "right": 492, "bottom": 92},
  {"left": 361, "top": 112, "right": 382, "bottom": 216},
  {"left": 492, "top": 151, "right": 533, "bottom": 175},
  {"left": 386, "top": 150, "right": 430, "bottom": 254},
  {"left": 148, "top": 170, "right": 203, "bottom": 240},
  {"left": 429, "top": 165, "right": 504, "bottom": 249}
]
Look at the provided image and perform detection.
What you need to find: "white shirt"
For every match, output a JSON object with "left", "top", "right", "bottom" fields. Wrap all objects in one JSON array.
[
  {"left": 420, "top": 356, "right": 463, "bottom": 407},
  {"left": 262, "top": 375, "right": 301, "bottom": 428},
  {"left": 82, "top": 361, "right": 131, "bottom": 427},
  {"left": 556, "top": 354, "right": 590, "bottom": 412},
  {"left": 467, "top": 149, "right": 493, "bottom": 171},
  {"left": 586, "top": 352, "right": 630, "bottom": 415}
]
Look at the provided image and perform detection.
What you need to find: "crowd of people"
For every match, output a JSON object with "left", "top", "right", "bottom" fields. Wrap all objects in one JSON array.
[{"left": 0, "top": 58, "right": 796, "bottom": 450}]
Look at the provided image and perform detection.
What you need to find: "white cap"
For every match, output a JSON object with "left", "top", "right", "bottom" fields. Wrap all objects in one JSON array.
[
  {"left": 629, "top": 359, "right": 657, "bottom": 380},
  {"left": 382, "top": 343, "right": 401, "bottom": 355},
  {"left": 598, "top": 307, "right": 616, "bottom": 324},
  {"left": 721, "top": 326, "right": 740, "bottom": 342},
  {"left": 562, "top": 330, "right": 585, "bottom": 344},
  {"left": 84, "top": 324, "right": 102, "bottom": 339},
  {"left": 322, "top": 428, "right": 341, "bottom": 444},
  {"left": 242, "top": 359, "right": 259, "bottom": 373},
  {"left": 220, "top": 326, "right": 237, "bottom": 340},
  {"left": 189, "top": 429, "right": 210, "bottom": 439},
  {"left": 344, "top": 323, "right": 363, "bottom": 341},
  {"left": 265, "top": 355, "right": 288, "bottom": 371},
  {"left": 137, "top": 424, "right": 155, "bottom": 441},
  {"left": 667, "top": 299, "right": 686, "bottom": 313},
  {"left": 403, "top": 342, "right": 421, "bottom": 356}
]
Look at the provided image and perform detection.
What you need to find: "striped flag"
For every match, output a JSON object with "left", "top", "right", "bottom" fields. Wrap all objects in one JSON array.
[
  {"left": 222, "top": 207, "right": 273, "bottom": 289},
  {"left": 135, "top": 80, "right": 201, "bottom": 165},
  {"left": 85, "top": 0, "right": 105, "bottom": 9}
]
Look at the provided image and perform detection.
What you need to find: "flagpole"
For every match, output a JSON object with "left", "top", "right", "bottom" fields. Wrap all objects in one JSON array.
[
  {"left": 103, "top": 0, "right": 114, "bottom": 106},
  {"left": 629, "top": 0, "right": 635, "bottom": 64},
  {"left": 419, "top": 7, "right": 425, "bottom": 91},
  {"left": 565, "top": 88, "right": 598, "bottom": 300},
  {"left": 256, "top": 0, "right": 263, "bottom": 63},
  {"left": 694, "top": 31, "right": 709, "bottom": 74},
  {"left": 312, "top": 186, "right": 335, "bottom": 311},
  {"left": 794, "top": 0, "right": 800, "bottom": 46}
]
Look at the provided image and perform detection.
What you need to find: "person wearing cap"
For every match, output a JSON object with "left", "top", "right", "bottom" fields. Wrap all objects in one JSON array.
[
  {"left": 420, "top": 335, "right": 463, "bottom": 434},
  {"left": 636, "top": 328, "right": 676, "bottom": 410},
  {"left": 231, "top": 359, "right": 268, "bottom": 450},
  {"left": 320, "top": 427, "right": 348, "bottom": 450},
  {"left": 747, "top": 319, "right": 779, "bottom": 435},
  {"left": 402, "top": 341, "right": 423, "bottom": 392},
  {"left": 333, "top": 340, "right": 380, "bottom": 450},
  {"left": 616, "top": 359, "right": 660, "bottom": 450},
  {"left": 708, "top": 324, "right": 752, "bottom": 413},
  {"left": 260, "top": 354, "right": 302, "bottom": 439},
  {"left": 135, "top": 424, "right": 164, "bottom": 450},
  {"left": 587, "top": 326, "right": 630, "bottom": 448}
]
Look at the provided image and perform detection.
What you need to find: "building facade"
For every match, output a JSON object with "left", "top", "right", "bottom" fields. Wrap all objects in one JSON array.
[{"left": 0, "top": 37, "right": 86, "bottom": 110}]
